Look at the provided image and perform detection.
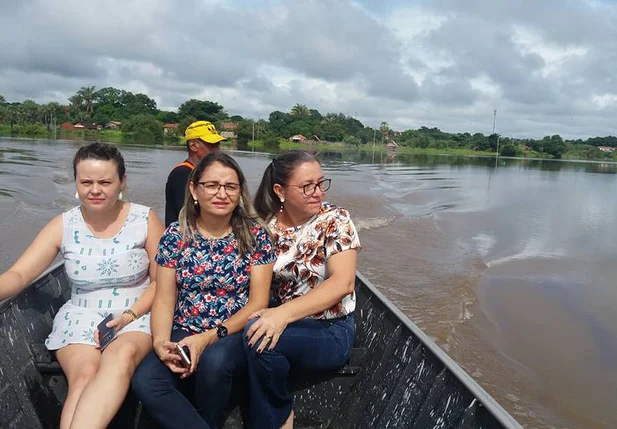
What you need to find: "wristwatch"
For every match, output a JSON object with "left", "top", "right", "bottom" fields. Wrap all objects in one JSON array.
[{"left": 216, "top": 324, "right": 228, "bottom": 339}]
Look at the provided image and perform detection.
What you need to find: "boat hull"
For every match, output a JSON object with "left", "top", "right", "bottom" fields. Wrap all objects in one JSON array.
[{"left": 0, "top": 264, "right": 522, "bottom": 428}]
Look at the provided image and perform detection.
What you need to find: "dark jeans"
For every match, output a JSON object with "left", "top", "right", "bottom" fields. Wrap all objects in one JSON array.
[
  {"left": 243, "top": 314, "right": 355, "bottom": 429},
  {"left": 132, "top": 329, "right": 246, "bottom": 429}
]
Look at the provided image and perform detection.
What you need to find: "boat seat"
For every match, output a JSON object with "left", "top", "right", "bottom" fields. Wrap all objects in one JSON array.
[
  {"left": 33, "top": 345, "right": 366, "bottom": 377},
  {"left": 34, "top": 358, "right": 362, "bottom": 377}
]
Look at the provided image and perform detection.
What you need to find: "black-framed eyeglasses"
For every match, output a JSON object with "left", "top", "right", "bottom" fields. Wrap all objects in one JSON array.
[
  {"left": 197, "top": 181, "right": 241, "bottom": 195},
  {"left": 293, "top": 179, "right": 331, "bottom": 196}
]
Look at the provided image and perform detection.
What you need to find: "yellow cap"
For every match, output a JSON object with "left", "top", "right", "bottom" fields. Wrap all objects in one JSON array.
[{"left": 185, "top": 121, "right": 226, "bottom": 143}]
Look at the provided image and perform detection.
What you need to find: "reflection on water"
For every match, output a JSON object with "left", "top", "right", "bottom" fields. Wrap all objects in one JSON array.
[{"left": 1, "top": 138, "right": 616, "bottom": 429}]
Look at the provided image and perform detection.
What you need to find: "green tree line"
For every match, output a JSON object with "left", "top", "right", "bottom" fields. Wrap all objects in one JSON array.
[{"left": 0, "top": 88, "right": 616, "bottom": 161}]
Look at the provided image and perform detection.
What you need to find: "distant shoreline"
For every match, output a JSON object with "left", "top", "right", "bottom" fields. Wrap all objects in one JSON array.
[{"left": 3, "top": 134, "right": 616, "bottom": 165}]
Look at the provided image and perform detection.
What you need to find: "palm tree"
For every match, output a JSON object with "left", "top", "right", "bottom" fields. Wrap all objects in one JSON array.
[
  {"left": 380, "top": 121, "right": 390, "bottom": 143},
  {"left": 69, "top": 93, "right": 85, "bottom": 121},
  {"left": 290, "top": 103, "right": 310, "bottom": 118},
  {"left": 0, "top": 94, "right": 7, "bottom": 123},
  {"left": 321, "top": 113, "right": 338, "bottom": 125},
  {"left": 77, "top": 86, "right": 96, "bottom": 116},
  {"left": 21, "top": 100, "right": 40, "bottom": 123},
  {"left": 41, "top": 102, "right": 61, "bottom": 131}
]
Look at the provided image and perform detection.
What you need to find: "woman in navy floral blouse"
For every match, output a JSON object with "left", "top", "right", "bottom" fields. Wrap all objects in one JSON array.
[{"left": 132, "top": 152, "right": 275, "bottom": 429}]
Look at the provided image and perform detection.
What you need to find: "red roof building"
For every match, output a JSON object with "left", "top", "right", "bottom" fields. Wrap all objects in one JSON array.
[{"left": 60, "top": 121, "right": 75, "bottom": 131}]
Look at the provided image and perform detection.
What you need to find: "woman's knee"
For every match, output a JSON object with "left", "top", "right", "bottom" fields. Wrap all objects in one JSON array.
[
  {"left": 131, "top": 352, "right": 162, "bottom": 394},
  {"left": 66, "top": 362, "right": 99, "bottom": 390},
  {"left": 107, "top": 345, "right": 141, "bottom": 374},
  {"left": 201, "top": 336, "right": 244, "bottom": 373},
  {"left": 242, "top": 319, "right": 265, "bottom": 358}
]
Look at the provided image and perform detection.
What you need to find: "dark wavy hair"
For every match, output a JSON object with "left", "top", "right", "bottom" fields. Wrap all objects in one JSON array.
[
  {"left": 72, "top": 142, "right": 126, "bottom": 179},
  {"left": 254, "top": 150, "right": 318, "bottom": 221},
  {"left": 178, "top": 152, "right": 265, "bottom": 256}
]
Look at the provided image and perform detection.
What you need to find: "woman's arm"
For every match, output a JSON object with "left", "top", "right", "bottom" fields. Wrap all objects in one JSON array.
[
  {"left": 107, "top": 210, "right": 164, "bottom": 330},
  {"left": 0, "top": 215, "right": 63, "bottom": 301},
  {"left": 180, "top": 261, "right": 273, "bottom": 374},
  {"left": 277, "top": 249, "right": 357, "bottom": 322},
  {"left": 151, "top": 265, "right": 178, "bottom": 346},
  {"left": 125, "top": 210, "right": 164, "bottom": 318},
  {"left": 247, "top": 249, "right": 357, "bottom": 350},
  {"left": 219, "top": 262, "right": 273, "bottom": 335},
  {"left": 151, "top": 265, "right": 186, "bottom": 373}
]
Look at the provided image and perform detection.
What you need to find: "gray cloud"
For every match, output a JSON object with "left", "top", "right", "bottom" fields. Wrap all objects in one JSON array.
[{"left": 0, "top": 0, "right": 616, "bottom": 139}]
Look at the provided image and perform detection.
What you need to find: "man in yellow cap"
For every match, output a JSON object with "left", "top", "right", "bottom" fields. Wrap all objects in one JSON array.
[{"left": 164, "top": 120, "right": 226, "bottom": 226}]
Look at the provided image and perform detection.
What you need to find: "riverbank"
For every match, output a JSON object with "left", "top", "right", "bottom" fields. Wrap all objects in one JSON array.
[{"left": 2, "top": 131, "right": 616, "bottom": 163}]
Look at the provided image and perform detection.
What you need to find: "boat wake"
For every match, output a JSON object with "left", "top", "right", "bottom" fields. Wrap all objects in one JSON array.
[
  {"left": 354, "top": 216, "right": 396, "bottom": 232},
  {"left": 486, "top": 249, "right": 568, "bottom": 268}
]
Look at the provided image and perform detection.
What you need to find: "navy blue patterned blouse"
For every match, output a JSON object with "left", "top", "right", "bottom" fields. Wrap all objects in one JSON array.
[{"left": 155, "top": 222, "right": 275, "bottom": 334}]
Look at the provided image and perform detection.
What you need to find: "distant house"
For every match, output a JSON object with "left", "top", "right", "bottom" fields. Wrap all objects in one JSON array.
[
  {"left": 105, "top": 121, "right": 122, "bottom": 130},
  {"left": 60, "top": 121, "right": 75, "bottom": 131},
  {"left": 74, "top": 122, "right": 99, "bottom": 130},
  {"left": 163, "top": 123, "right": 178, "bottom": 134},
  {"left": 221, "top": 122, "right": 238, "bottom": 131},
  {"left": 220, "top": 131, "right": 237, "bottom": 139},
  {"left": 289, "top": 134, "right": 308, "bottom": 142},
  {"left": 598, "top": 146, "right": 616, "bottom": 152}
]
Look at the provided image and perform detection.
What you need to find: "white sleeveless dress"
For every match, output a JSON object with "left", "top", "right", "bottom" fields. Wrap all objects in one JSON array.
[{"left": 45, "top": 203, "right": 152, "bottom": 350}]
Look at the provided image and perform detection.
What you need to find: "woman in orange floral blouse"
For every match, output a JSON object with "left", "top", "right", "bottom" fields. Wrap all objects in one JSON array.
[{"left": 245, "top": 150, "right": 361, "bottom": 429}]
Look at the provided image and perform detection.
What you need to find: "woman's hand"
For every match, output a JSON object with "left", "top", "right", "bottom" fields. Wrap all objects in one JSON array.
[
  {"left": 93, "top": 313, "right": 134, "bottom": 346},
  {"left": 179, "top": 330, "right": 218, "bottom": 378},
  {"left": 246, "top": 308, "right": 289, "bottom": 352},
  {"left": 153, "top": 340, "right": 188, "bottom": 374}
]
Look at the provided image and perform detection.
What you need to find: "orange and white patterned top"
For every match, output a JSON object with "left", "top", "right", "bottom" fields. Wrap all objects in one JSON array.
[{"left": 268, "top": 202, "right": 361, "bottom": 320}]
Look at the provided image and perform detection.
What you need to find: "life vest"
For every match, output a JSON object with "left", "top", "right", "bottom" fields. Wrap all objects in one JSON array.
[{"left": 174, "top": 161, "right": 194, "bottom": 170}]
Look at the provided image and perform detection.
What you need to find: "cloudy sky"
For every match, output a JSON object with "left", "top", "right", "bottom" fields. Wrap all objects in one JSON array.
[{"left": 1, "top": 0, "right": 616, "bottom": 139}]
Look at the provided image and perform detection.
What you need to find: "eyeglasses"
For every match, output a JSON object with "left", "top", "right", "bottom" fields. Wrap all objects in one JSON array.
[
  {"left": 197, "top": 181, "right": 241, "bottom": 195},
  {"left": 293, "top": 179, "right": 331, "bottom": 196}
]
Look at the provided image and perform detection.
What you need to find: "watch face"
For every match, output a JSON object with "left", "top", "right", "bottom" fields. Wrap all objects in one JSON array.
[{"left": 217, "top": 325, "right": 228, "bottom": 338}]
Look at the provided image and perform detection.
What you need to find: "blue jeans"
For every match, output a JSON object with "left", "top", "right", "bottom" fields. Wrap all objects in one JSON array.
[
  {"left": 131, "top": 329, "right": 246, "bottom": 429},
  {"left": 243, "top": 314, "right": 355, "bottom": 429}
]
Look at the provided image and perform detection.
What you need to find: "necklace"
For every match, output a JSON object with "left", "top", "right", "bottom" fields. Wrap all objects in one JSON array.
[{"left": 196, "top": 223, "right": 232, "bottom": 240}]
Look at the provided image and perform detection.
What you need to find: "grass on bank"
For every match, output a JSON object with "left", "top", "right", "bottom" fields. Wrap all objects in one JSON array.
[{"left": 248, "top": 139, "right": 496, "bottom": 157}]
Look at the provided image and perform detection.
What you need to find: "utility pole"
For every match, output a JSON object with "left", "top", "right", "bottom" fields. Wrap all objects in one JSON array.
[
  {"left": 493, "top": 109, "right": 500, "bottom": 166},
  {"left": 492, "top": 109, "right": 497, "bottom": 134}
]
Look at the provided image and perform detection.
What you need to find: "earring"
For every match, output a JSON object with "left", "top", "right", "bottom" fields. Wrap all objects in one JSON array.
[
  {"left": 193, "top": 199, "right": 199, "bottom": 206},
  {"left": 74, "top": 191, "right": 79, "bottom": 199},
  {"left": 279, "top": 198, "right": 284, "bottom": 213},
  {"left": 119, "top": 191, "right": 124, "bottom": 200}
]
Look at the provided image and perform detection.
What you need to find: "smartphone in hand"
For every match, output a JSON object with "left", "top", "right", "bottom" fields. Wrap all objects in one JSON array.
[
  {"left": 97, "top": 314, "right": 116, "bottom": 351},
  {"left": 176, "top": 343, "right": 191, "bottom": 368}
]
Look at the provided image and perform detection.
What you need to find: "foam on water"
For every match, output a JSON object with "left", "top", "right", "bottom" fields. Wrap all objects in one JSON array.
[{"left": 354, "top": 216, "right": 396, "bottom": 231}]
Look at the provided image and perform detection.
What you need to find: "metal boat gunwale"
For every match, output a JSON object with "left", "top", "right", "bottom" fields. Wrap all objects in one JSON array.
[{"left": 355, "top": 271, "right": 522, "bottom": 429}]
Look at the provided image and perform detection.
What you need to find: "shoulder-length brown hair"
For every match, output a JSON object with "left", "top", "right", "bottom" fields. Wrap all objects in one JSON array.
[{"left": 178, "top": 152, "right": 267, "bottom": 255}]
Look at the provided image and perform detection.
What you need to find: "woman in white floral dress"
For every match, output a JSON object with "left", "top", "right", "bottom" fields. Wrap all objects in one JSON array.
[{"left": 0, "top": 142, "right": 164, "bottom": 429}]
